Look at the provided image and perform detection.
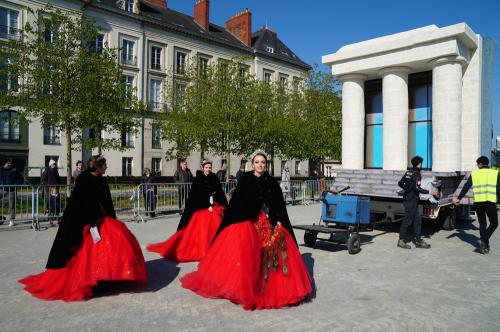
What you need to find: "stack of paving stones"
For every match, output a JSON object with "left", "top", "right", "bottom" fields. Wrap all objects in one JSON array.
[{"left": 331, "top": 169, "right": 471, "bottom": 203}]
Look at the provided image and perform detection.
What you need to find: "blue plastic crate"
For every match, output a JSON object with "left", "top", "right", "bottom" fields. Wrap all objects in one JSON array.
[{"left": 321, "top": 194, "right": 371, "bottom": 225}]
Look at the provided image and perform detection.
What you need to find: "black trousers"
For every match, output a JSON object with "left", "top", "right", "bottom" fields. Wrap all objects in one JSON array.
[
  {"left": 474, "top": 202, "right": 498, "bottom": 248},
  {"left": 399, "top": 198, "right": 422, "bottom": 241}
]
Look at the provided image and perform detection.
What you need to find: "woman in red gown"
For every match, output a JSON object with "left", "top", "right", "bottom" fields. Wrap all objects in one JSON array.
[
  {"left": 181, "top": 152, "right": 312, "bottom": 310},
  {"left": 19, "top": 155, "right": 147, "bottom": 301},
  {"left": 147, "top": 159, "right": 228, "bottom": 262}
]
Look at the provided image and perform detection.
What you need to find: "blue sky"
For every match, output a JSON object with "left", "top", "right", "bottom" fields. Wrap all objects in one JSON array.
[{"left": 169, "top": 0, "right": 500, "bottom": 144}]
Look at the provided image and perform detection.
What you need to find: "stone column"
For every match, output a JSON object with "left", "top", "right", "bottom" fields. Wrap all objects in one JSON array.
[
  {"left": 380, "top": 66, "right": 411, "bottom": 170},
  {"left": 430, "top": 56, "right": 465, "bottom": 171},
  {"left": 339, "top": 74, "right": 367, "bottom": 170}
]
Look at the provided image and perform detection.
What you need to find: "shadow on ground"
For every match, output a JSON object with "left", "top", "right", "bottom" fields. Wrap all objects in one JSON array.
[{"left": 92, "top": 258, "right": 180, "bottom": 299}]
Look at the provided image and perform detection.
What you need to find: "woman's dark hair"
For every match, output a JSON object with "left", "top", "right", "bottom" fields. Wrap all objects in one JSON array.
[
  {"left": 87, "top": 155, "right": 106, "bottom": 172},
  {"left": 143, "top": 168, "right": 151, "bottom": 176},
  {"left": 76, "top": 160, "right": 83, "bottom": 166},
  {"left": 251, "top": 151, "right": 268, "bottom": 163}
]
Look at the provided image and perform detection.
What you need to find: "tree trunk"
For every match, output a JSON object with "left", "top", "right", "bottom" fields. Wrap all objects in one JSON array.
[{"left": 65, "top": 126, "right": 73, "bottom": 194}]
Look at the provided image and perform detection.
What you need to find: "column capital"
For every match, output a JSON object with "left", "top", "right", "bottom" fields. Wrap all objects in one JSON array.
[
  {"left": 428, "top": 55, "right": 467, "bottom": 67},
  {"left": 337, "top": 73, "right": 368, "bottom": 82},
  {"left": 379, "top": 66, "right": 411, "bottom": 76}
]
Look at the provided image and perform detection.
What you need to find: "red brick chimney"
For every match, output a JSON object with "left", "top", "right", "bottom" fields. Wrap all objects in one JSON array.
[
  {"left": 226, "top": 9, "right": 252, "bottom": 47},
  {"left": 194, "top": 0, "right": 209, "bottom": 30}
]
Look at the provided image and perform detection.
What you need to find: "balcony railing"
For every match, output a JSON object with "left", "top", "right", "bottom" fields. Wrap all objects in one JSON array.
[
  {"left": 121, "top": 55, "right": 137, "bottom": 66},
  {"left": 0, "top": 25, "right": 20, "bottom": 40}
]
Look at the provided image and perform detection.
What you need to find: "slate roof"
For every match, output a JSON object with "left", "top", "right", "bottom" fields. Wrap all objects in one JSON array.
[{"left": 85, "top": 0, "right": 310, "bottom": 70}]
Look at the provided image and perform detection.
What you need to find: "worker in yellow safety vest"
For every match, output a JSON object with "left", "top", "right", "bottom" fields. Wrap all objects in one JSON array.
[{"left": 454, "top": 156, "right": 500, "bottom": 254}]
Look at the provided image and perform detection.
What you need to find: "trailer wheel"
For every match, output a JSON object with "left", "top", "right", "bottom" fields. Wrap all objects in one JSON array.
[
  {"left": 304, "top": 231, "right": 317, "bottom": 248},
  {"left": 347, "top": 233, "right": 361, "bottom": 254},
  {"left": 442, "top": 207, "right": 457, "bottom": 231}
]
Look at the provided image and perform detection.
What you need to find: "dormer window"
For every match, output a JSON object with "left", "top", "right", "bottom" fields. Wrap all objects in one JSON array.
[
  {"left": 266, "top": 46, "right": 274, "bottom": 54},
  {"left": 124, "top": 0, "right": 134, "bottom": 13}
]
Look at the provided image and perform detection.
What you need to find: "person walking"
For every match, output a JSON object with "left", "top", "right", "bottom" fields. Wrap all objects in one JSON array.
[
  {"left": 174, "top": 161, "right": 193, "bottom": 210},
  {"left": 453, "top": 156, "right": 500, "bottom": 254},
  {"left": 397, "top": 156, "right": 431, "bottom": 249},
  {"left": 147, "top": 159, "right": 228, "bottom": 262},
  {"left": 19, "top": 155, "right": 147, "bottom": 301},
  {"left": 181, "top": 151, "right": 312, "bottom": 310},
  {"left": 236, "top": 164, "right": 246, "bottom": 182},
  {"left": 0, "top": 160, "right": 21, "bottom": 226}
]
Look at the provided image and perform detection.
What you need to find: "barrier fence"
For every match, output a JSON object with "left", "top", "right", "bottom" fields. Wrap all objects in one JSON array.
[{"left": 0, "top": 179, "right": 335, "bottom": 231}]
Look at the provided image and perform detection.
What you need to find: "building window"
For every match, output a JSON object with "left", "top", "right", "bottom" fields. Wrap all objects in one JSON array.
[
  {"left": 43, "top": 126, "right": 60, "bottom": 145},
  {"left": 150, "top": 46, "right": 162, "bottom": 70},
  {"left": 266, "top": 46, "right": 274, "bottom": 54},
  {"left": 149, "top": 79, "right": 162, "bottom": 112},
  {"left": 121, "top": 39, "right": 136, "bottom": 65},
  {"left": 295, "top": 160, "right": 301, "bottom": 175},
  {"left": 94, "top": 34, "right": 104, "bottom": 54},
  {"left": 279, "top": 74, "right": 288, "bottom": 89},
  {"left": 124, "top": 0, "right": 134, "bottom": 13},
  {"left": 364, "top": 80, "right": 383, "bottom": 169},
  {"left": 0, "top": 57, "right": 17, "bottom": 91},
  {"left": 175, "top": 50, "right": 187, "bottom": 75},
  {"left": 0, "top": 110, "right": 20, "bottom": 142},
  {"left": 152, "top": 124, "right": 161, "bottom": 149},
  {"left": 408, "top": 72, "right": 432, "bottom": 169},
  {"left": 0, "top": 7, "right": 19, "bottom": 39},
  {"left": 43, "top": 21, "right": 59, "bottom": 43},
  {"left": 122, "top": 157, "right": 133, "bottom": 176},
  {"left": 123, "top": 75, "right": 134, "bottom": 103},
  {"left": 152, "top": 158, "right": 161, "bottom": 174},
  {"left": 121, "top": 129, "right": 134, "bottom": 148},
  {"left": 263, "top": 70, "right": 273, "bottom": 84},
  {"left": 292, "top": 78, "right": 300, "bottom": 93},
  {"left": 45, "top": 156, "right": 59, "bottom": 167},
  {"left": 174, "top": 81, "right": 186, "bottom": 110},
  {"left": 198, "top": 56, "right": 209, "bottom": 77}
]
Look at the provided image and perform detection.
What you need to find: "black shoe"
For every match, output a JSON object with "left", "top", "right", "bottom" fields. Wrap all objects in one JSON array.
[
  {"left": 397, "top": 239, "right": 411, "bottom": 249},
  {"left": 478, "top": 241, "right": 488, "bottom": 254},
  {"left": 415, "top": 239, "right": 431, "bottom": 249}
]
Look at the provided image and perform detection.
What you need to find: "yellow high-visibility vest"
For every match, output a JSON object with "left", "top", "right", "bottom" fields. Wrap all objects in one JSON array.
[{"left": 471, "top": 168, "right": 498, "bottom": 203}]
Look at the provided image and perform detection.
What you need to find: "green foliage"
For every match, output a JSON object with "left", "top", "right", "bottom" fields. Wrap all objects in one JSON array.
[
  {"left": 155, "top": 60, "right": 341, "bottom": 175},
  {"left": 0, "top": 5, "right": 145, "bottom": 184}
]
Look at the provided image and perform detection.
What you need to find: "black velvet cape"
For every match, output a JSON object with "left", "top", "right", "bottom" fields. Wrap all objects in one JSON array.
[
  {"left": 176, "top": 171, "right": 228, "bottom": 231},
  {"left": 45, "top": 171, "right": 116, "bottom": 269},
  {"left": 214, "top": 171, "right": 297, "bottom": 245}
]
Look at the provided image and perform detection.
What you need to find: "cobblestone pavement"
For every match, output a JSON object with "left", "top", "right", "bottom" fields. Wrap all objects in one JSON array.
[{"left": 1, "top": 204, "right": 499, "bottom": 332}]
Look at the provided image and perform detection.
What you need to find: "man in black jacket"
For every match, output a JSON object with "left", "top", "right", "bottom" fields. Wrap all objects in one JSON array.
[
  {"left": 0, "top": 160, "right": 21, "bottom": 226},
  {"left": 174, "top": 161, "right": 194, "bottom": 210},
  {"left": 397, "top": 156, "right": 431, "bottom": 249}
]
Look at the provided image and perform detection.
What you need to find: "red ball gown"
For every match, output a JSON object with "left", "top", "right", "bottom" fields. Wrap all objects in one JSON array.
[
  {"left": 181, "top": 171, "right": 312, "bottom": 310},
  {"left": 147, "top": 171, "right": 228, "bottom": 262},
  {"left": 19, "top": 171, "right": 147, "bottom": 301}
]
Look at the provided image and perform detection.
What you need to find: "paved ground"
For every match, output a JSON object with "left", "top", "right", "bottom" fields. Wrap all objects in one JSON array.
[{"left": 1, "top": 204, "right": 500, "bottom": 332}]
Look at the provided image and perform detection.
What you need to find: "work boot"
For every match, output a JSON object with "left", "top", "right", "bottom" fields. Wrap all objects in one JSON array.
[
  {"left": 397, "top": 239, "right": 411, "bottom": 249},
  {"left": 415, "top": 239, "right": 431, "bottom": 249}
]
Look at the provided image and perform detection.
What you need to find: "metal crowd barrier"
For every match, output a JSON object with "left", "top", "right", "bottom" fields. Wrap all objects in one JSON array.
[{"left": 0, "top": 179, "right": 334, "bottom": 230}]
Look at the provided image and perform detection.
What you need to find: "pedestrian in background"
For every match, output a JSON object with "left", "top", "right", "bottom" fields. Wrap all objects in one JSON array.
[
  {"left": 47, "top": 186, "right": 61, "bottom": 227},
  {"left": 454, "top": 156, "right": 500, "bottom": 254},
  {"left": 141, "top": 168, "right": 157, "bottom": 217},
  {"left": 72, "top": 160, "right": 84, "bottom": 182},
  {"left": 0, "top": 159, "right": 21, "bottom": 226},
  {"left": 41, "top": 160, "right": 60, "bottom": 213},
  {"left": 174, "top": 161, "right": 194, "bottom": 210}
]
